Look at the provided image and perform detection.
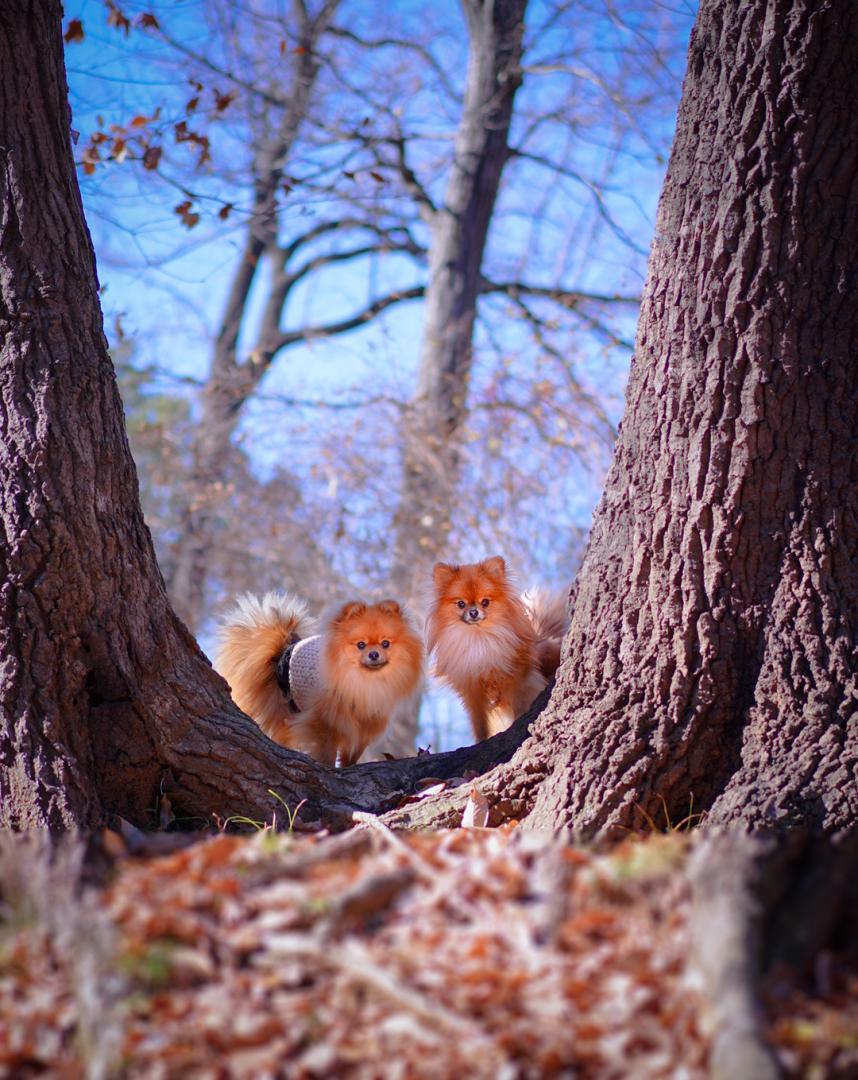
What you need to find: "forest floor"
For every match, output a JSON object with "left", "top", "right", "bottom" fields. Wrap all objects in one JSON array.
[{"left": 0, "top": 816, "right": 855, "bottom": 1078}]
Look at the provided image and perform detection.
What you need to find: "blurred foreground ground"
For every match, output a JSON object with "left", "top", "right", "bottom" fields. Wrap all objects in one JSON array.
[{"left": 0, "top": 823, "right": 854, "bottom": 1078}]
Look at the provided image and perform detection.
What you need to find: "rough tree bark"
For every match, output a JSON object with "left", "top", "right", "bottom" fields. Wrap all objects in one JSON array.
[{"left": 524, "top": 0, "right": 858, "bottom": 838}]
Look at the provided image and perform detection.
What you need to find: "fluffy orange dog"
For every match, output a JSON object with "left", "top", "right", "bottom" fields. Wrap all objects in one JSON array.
[
  {"left": 215, "top": 593, "right": 422, "bottom": 766},
  {"left": 301, "top": 599, "right": 423, "bottom": 766},
  {"left": 427, "top": 556, "right": 567, "bottom": 741}
]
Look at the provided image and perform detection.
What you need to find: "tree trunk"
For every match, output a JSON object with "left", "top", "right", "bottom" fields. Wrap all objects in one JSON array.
[
  {"left": 380, "top": 0, "right": 858, "bottom": 839},
  {"left": 523, "top": 0, "right": 858, "bottom": 837},
  {"left": 166, "top": 0, "right": 339, "bottom": 631},
  {"left": 382, "top": 0, "right": 528, "bottom": 756},
  {"left": 0, "top": 0, "right": 461, "bottom": 831}
]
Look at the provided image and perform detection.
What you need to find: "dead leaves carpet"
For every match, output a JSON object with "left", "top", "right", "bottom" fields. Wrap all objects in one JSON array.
[{"left": 0, "top": 824, "right": 854, "bottom": 1078}]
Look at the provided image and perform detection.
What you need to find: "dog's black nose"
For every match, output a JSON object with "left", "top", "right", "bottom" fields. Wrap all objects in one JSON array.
[
  {"left": 469, "top": 608, "right": 479, "bottom": 620},
  {"left": 368, "top": 650, "right": 380, "bottom": 661}
]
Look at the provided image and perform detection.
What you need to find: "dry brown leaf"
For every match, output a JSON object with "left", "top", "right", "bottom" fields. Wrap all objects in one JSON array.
[
  {"left": 142, "top": 145, "right": 162, "bottom": 171},
  {"left": 106, "top": 1, "right": 131, "bottom": 35},
  {"left": 63, "top": 18, "right": 84, "bottom": 43},
  {"left": 174, "top": 200, "right": 200, "bottom": 229}
]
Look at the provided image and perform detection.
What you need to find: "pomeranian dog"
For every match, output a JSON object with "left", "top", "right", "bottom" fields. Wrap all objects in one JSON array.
[
  {"left": 300, "top": 599, "right": 423, "bottom": 766},
  {"left": 427, "top": 556, "right": 568, "bottom": 742},
  {"left": 214, "top": 592, "right": 318, "bottom": 747},
  {"left": 215, "top": 592, "right": 423, "bottom": 767}
]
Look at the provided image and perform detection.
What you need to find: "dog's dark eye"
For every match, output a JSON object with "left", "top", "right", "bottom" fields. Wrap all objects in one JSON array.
[
  {"left": 457, "top": 600, "right": 466, "bottom": 609},
  {"left": 481, "top": 598, "right": 490, "bottom": 608},
  {"left": 356, "top": 641, "right": 366, "bottom": 650},
  {"left": 381, "top": 640, "right": 390, "bottom": 649}
]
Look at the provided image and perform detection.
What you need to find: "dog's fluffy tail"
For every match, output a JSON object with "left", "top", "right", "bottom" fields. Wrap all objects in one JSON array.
[
  {"left": 521, "top": 586, "right": 570, "bottom": 680},
  {"left": 214, "top": 592, "right": 317, "bottom": 745}
]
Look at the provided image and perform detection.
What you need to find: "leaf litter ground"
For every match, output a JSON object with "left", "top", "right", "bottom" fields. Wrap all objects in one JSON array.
[{"left": 0, "top": 824, "right": 854, "bottom": 1078}]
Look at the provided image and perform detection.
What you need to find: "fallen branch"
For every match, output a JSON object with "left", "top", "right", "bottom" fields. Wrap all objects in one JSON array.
[{"left": 686, "top": 830, "right": 781, "bottom": 1080}]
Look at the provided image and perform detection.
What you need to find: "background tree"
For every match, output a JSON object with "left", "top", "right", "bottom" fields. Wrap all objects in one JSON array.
[
  {"left": 388, "top": 0, "right": 528, "bottom": 601},
  {"left": 165, "top": 0, "right": 345, "bottom": 629},
  {"left": 0, "top": 0, "right": 396, "bottom": 831}
]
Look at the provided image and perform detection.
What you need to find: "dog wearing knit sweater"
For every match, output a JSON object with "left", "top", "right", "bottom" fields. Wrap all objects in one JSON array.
[{"left": 215, "top": 592, "right": 423, "bottom": 767}]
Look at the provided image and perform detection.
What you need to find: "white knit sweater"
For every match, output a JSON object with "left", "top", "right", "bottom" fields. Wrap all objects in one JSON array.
[{"left": 287, "top": 634, "right": 324, "bottom": 712}]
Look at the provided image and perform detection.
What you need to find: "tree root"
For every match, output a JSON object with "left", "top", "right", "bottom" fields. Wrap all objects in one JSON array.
[{"left": 160, "top": 687, "right": 548, "bottom": 834}]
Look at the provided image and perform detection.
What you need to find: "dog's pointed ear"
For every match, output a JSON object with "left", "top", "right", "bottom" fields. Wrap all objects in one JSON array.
[
  {"left": 432, "top": 562, "right": 457, "bottom": 592},
  {"left": 481, "top": 555, "right": 506, "bottom": 580},
  {"left": 377, "top": 599, "right": 402, "bottom": 616},
  {"left": 335, "top": 600, "right": 366, "bottom": 623}
]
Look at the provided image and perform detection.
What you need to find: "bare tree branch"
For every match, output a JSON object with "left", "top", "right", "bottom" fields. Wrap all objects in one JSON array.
[
  {"left": 286, "top": 239, "right": 426, "bottom": 292},
  {"left": 153, "top": 27, "right": 288, "bottom": 108},
  {"left": 480, "top": 278, "right": 640, "bottom": 309},
  {"left": 497, "top": 291, "right": 618, "bottom": 437},
  {"left": 273, "top": 285, "right": 426, "bottom": 351},
  {"left": 328, "top": 25, "right": 459, "bottom": 102},
  {"left": 387, "top": 134, "right": 438, "bottom": 225},
  {"left": 278, "top": 217, "right": 421, "bottom": 263},
  {"left": 508, "top": 147, "right": 649, "bottom": 255}
]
